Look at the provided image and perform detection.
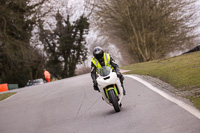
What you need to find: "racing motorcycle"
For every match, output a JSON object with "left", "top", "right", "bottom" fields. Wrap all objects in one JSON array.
[{"left": 97, "top": 66, "right": 124, "bottom": 112}]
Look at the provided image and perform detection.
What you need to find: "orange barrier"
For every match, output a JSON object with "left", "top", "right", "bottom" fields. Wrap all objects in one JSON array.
[{"left": 0, "top": 83, "right": 9, "bottom": 92}]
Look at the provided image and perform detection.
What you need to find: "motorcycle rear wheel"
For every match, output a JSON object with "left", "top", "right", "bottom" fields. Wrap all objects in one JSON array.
[{"left": 108, "top": 89, "right": 120, "bottom": 112}]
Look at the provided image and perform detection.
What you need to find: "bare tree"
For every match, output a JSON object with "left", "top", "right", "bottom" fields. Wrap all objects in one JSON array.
[{"left": 90, "top": 0, "right": 200, "bottom": 62}]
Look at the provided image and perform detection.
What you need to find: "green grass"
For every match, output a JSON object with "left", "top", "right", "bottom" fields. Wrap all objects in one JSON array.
[
  {"left": 189, "top": 97, "right": 200, "bottom": 109},
  {"left": 193, "top": 98, "right": 200, "bottom": 109},
  {"left": 0, "top": 92, "right": 17, "bottom": 101},
  {"left": 122, "top": 51, "right": 200, "bottom": 109}
]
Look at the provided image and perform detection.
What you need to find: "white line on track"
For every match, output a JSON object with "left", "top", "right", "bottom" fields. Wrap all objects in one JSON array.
[{"left": 125, "top": 75, "right": 200, "bottom": 120}]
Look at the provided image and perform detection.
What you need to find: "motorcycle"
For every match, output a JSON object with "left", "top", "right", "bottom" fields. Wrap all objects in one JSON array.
[{"left": 97, "top": 66, "right": 124, "bottom": 112}]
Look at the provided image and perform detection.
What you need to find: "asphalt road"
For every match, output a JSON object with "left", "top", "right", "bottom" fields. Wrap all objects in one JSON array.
[{"left": 0, "top": 74, "right": 200, "bottom": 133}]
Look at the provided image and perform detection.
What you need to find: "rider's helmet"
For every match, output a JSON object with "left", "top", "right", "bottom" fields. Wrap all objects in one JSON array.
[
  {"left": 43, "top": 69, "right": 46, "bottom": 71},
  {"left": 93, "top": 46, "right": 104, "bottom": 60}
]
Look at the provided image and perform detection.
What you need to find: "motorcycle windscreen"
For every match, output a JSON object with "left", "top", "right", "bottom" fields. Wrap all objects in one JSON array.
[{"left": 98, "top": 66, "right": 111, "bottom": 77}]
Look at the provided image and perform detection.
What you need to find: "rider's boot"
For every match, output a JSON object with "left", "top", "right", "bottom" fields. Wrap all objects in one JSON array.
[
  {"left": 102, "top": 97, "right": 104, "bottom": 100},
  {"left": 119, "top": 103, "right": 122, "bottom": 107},
  {"left": 119, "top": 75, "right": 126, "bottom": 95},
  {"left": 121, "top": 84, "right": 126, "bottom": 95}
]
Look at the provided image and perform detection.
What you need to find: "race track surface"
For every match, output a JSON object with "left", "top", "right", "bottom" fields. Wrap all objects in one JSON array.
[{"left": 0, "top": 74, "right": 200, "bottom": 133}]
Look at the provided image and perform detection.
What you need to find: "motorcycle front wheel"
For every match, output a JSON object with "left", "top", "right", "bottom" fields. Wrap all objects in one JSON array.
[{"left": 108, "top": 89, "right": 120, "bottom": 112}]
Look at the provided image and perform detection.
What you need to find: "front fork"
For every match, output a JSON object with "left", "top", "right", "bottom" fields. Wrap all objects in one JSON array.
[{"left": 105, "top": 85, "right": 119, "bottom": 101}]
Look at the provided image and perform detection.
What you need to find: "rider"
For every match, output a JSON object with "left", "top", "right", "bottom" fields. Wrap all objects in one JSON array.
[{"left": 91, "top": 46, "right": 126, "bottom": 95}]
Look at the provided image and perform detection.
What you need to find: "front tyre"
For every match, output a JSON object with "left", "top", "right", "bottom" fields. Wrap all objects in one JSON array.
[{"left": 108, "top": 89, "right": 120, "bottom": 112}]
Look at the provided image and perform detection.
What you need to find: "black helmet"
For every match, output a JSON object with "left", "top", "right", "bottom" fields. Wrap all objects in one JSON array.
[{"left": 93, "top": 46, "right": 104, "bottom": 60}]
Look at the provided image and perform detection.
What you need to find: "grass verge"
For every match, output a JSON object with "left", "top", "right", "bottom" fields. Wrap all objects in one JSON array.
[
  {"left": 0, "top": 92, "right": 17, "bottom": 101},
  {"left": 122, "top": 51, "right": 200, "bottom": 109}
]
